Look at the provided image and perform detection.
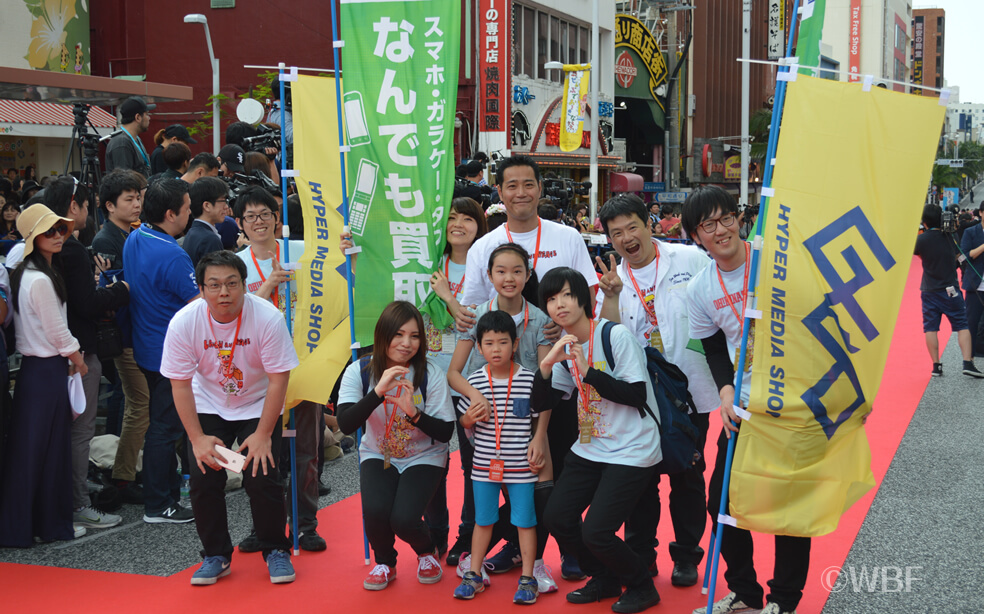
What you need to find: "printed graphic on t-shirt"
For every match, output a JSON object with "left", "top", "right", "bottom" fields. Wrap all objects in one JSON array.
[
  {"left": 577, "top": 361, "right": 609, "bottom": 438},
  {"left": 217, "top": 349, "right": 244, "bottom": 396},
  {"left": 377, "top": 414, "right": 415, "bottom": 458}
]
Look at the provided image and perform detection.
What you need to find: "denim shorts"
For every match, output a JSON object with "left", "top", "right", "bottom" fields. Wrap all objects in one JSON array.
[{"left": 922, "top": 289, "right": 968, "bottom": 332}]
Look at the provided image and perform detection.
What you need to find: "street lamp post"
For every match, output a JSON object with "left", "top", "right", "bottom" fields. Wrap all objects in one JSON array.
[
  {"left": 184, "top": 13, "right": 220, "bottom": 154},
  {"left": 542, "top": 0, "right": 600, "bottom": 219}
]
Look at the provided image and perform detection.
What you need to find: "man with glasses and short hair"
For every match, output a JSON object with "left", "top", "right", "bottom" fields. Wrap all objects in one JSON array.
[
  {"left": 233, "top": 187, "right": 326, "bottom": 553},
  {"left": 161, "top": 250, "right": 299, "bottom": 585},
  {"left": 682, "top": 185, "right": 810, "bottom": 614},
  {"left": 184, "top": 177, "right": 229, "bottom": 267},
  {"left": 44, "top": 176, "right": 131, "bottom": 532}
]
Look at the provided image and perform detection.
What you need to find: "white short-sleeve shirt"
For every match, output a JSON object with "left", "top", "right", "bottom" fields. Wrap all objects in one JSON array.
[
  {"left": 686, "top": 259, "right": 753, "bottom": 405},
  {"left": 596, "top": 241, "right": 718, "bottom": 414},
  {"left": 460, "top": 219, "right": 598, "bottom": 307},
  {"left": 550, "top": 319, "right": 662, "bottom": 467},
  {"left": 160, "top": 293, "right": 300, "bottom": 420},
  {"left": 337, "top": 359, "right": 455, "bottom": 472}
]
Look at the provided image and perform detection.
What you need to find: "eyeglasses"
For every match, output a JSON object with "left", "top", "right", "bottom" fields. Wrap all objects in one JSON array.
[
  {"left": 698, "top": 213, "right": 737, "bottom": 234},
  {"left": 203, "top": 280, "right": 243, "bottom": 292},
  {"left": 242, "top": 211, "right": 274, "bottom": 224},
  {"left": 42, "top": 223, "right": 70, "bottom": 238}
]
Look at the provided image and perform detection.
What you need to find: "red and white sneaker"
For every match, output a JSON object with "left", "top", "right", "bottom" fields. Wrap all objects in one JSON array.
[
  {"left": 417, "top": 550, "right": 443, "bottom": 584},
  {"left": 364, "top": 564, "right": 396, "bottom": 590}
]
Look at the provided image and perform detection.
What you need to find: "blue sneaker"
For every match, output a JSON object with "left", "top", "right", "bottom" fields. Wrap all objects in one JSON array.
[
  {"left": 561, "top": 554, "right": 586, "bottom": 581},
  {"left": 513, "top": 575, "right": 539, "bottom": 605},
  {"left": 453, "top": 571, "right": 486, "bottom": 600},
  {"left": 191, "top": 556, "right": 231, "bottom": 585},
  {"left": 486, "top": 540, "right": 522, "bottom": 573},
  {"left": 266, "top": 549, "right": 295, "bottom": 584}
]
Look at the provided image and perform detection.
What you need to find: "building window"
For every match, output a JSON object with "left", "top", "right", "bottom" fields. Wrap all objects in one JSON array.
[
  {"left": 523, "top": 7, "right": 535, "bottom": 78},
  {"left": 580, "top": 27, "right": 589, "bottom": 64},
  {"left": 538, "top": 11, "right": 548, "bottom": 78},
  {"left": 550, "top": 16, "right": 560, "bottom": 81}
]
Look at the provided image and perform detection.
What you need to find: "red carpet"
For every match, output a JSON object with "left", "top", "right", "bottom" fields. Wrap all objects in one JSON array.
[{"left": 0, "top": 258, "right": 932, "bottom": 614}]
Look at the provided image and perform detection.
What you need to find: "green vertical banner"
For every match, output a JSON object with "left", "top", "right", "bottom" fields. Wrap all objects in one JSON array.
[
  {"left": 796, "top": 0, "right": 827, "bottom": 75},
  {"left": 340, "top": 0, "right": 461, "bottom": 344}
]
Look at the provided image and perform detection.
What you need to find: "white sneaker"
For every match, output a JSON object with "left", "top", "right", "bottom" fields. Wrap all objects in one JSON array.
[
  {"left": 532, "top": 559, "right": 558, "bottom": 593},
  {"left": 692, "top": 591, "right": 761, "bottom": 614},
  {"left": 760, "top": 603, "right": 795, "bottom": 614},
  {"left": 73, "top": 524, "right": 87, "bottom": 538},
  {"left": 73, "top": 505, "right": 122, "bottom": 529},
  {"left": 456, "top": 553, "right": 491, "bottom": 586}
]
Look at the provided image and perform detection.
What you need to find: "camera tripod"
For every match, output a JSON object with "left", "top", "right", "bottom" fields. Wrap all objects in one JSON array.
[{"left": 63, "top": 103, "right": 104, "bottom": 234}]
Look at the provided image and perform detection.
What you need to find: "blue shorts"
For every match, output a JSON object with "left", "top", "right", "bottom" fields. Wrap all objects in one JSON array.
[
  {"left": 922, "top": 289, "right": 968, "bottom": 332},
  {"left": 473, "top": 480, "right": 536, "bottom": 528}
]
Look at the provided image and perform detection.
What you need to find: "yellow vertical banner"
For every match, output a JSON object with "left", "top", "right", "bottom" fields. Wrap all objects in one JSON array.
[
  {"left": 732, "top": 76, "right": 945, "bottom": 537},
  {"left": 285, "top": 75, "right": 352, "bottom": 408},
  {"left": 560, "top": 63, "right": 591, "bottom": 152}
]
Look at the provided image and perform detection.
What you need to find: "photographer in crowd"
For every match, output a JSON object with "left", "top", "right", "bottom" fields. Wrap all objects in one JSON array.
[
  {"left": 181, "top": 153, "right": 221, "bottom": 184},
  {"left": 106, "top": 97, "right": 155, "bottom": 178}
]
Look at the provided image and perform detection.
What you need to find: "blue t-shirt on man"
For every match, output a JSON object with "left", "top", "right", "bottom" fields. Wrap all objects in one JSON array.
[{"left": 123, "top": 225, "right": 200, "bottom": 371}]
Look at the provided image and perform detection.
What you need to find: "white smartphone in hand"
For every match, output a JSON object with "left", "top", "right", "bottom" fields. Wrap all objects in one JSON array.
[{"left": 214, "top": 445, "right": 246, "bottom": 474}]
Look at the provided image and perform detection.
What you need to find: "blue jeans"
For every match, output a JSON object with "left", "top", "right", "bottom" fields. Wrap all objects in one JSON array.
[{"left": 140, "top": 368, "right": 185, "bottom": 514}]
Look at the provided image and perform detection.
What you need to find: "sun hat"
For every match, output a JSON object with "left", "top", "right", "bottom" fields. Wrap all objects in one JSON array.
[{"left": 16, "top": 203, "right": 74, "bottom": 257}]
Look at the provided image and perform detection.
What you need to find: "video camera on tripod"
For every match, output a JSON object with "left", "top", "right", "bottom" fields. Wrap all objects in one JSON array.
[{"left": 542, "top": 178, "right": 591, "bottom": 210}]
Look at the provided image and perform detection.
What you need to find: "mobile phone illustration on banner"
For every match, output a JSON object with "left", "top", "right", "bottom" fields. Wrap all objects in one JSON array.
[
  {"left": 349, "top": 158, "right": 379, "bottom": 237},
  {"left": 343, "top": 91, "right": 371, "bottom": 147}
]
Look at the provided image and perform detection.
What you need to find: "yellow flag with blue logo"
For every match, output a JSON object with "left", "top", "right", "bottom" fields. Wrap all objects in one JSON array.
[
  {"left": 284, "top": 75, "right": 352, "bottom": 409},
  {"left": 560, "top": 63, "right": 591, "bottom": 152},
  {"left": 731, "top": 75, "right": 945, "bottom": 537}
]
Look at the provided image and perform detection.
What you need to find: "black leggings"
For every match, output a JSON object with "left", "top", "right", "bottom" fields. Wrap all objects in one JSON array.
[{"left": 360, "top": 459, "right": 445, "bottom": 567}]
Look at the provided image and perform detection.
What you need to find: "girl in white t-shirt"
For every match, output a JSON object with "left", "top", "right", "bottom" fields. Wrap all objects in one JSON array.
[{"left": 336, "top": 301, "right": 456, "bottom": 592}]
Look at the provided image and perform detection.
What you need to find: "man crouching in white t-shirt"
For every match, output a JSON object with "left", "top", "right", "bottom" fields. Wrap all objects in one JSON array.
[{"left": 161, "top": 250, "right": 300, "bottom": 586}]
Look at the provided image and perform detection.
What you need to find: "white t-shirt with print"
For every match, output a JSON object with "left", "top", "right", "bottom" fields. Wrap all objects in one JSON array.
[
  {"left": 687, "top": 259, "right": 753, "bottom": 405},
  {"left": 237, "top": 240, "right": 305, "bottom": 321},
  {"left": 460, "top": 218, "right": 598, "bottom": 307},
  {"left": 550, "top": 319, "right": 662, "bottom": 467},
  {"left": 337, "top": 359, "right": 455, "bottom": 472},
  {"left": 160, "top": 293, "right": 300, "bottom": 420},
  {"left": 595, "top": 241, "right": 718, "bottom": 414}
]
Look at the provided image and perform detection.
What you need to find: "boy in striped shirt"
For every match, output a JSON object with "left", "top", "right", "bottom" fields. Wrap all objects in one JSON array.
[{"left": 453, "top": 310, "right": 546, "bottom": 605}]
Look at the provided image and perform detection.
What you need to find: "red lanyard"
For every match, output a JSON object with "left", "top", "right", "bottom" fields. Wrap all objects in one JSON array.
[
  {"left": 207, "top": 307, "right": 244, "bottom": 377},
  {"left": 382, "top": 379, "right": 410, "bottom": 445},
  {"left": 625, "top": 241, "right": 661, "bottom": 326},
  {"left": 716, "top": 242, "right": 751, "bottom": 326},
  {"left": 568, "top": 320, "right": 596, "bottom": 409},
  {"left": 250, "top": 246, "right": 280, "bottom": 309},
  {"left": 444, "top": 256, "right": 464, "bottom": 299},
  {"left": 505, "top": 218, "right": 542, "bottom": 271},
  {"left": 486, "top": 363, "right": 514, "bottom": 455}
]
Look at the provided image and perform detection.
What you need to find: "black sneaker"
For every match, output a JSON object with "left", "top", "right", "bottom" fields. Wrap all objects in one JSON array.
[
  {"left": 116, "top": 480, "right": 145, "bottom": 504},
  {"left": 297, "top": 529, "right": 327, "bottom": 552},
  {"left": 143, "top": 503, "right": 194, "bottom": 524},
  {"left": 670, "top": 561, "right": 698, "bottom": 586},
  {"left": 446, "top": 533, "right": 471, "bottom": 567},
  {"left": 932, "top": 363, "right": 943, "bottom": 377},
  {"left": 566, "top": 577, "right": 623, "bottom": 604},
  {"left": 239, "top": 529, "right": 262, "bottom": 553},
  {"left": 318, "top": 478, "right": 331, "bottom": 497},
  {"left": 963, "top": 362, "right": 984, "bottom": 378},
  {"left": 612, "top": 583, "right": 661, "bottom": 613}
]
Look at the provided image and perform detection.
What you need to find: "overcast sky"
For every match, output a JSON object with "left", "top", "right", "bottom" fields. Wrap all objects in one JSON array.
[{"left": 914, "top": 0, "right": 984, "bottom": 103}]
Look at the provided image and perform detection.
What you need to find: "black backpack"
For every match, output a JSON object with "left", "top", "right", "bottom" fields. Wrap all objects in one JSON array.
[{"left": 596, "top": 321, "right": 700, "bottom": 475}]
